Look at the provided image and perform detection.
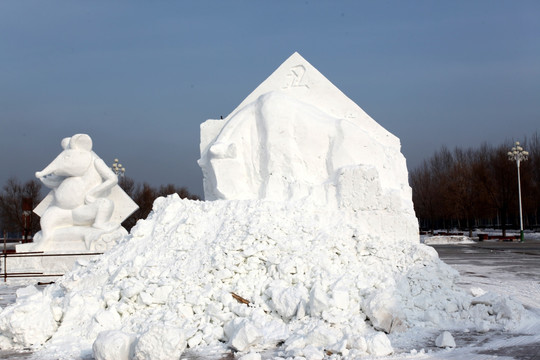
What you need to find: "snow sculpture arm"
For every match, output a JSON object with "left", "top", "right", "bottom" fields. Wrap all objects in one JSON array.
[{"left": 85, "top": 157, "right": 118, "bottom": 204}]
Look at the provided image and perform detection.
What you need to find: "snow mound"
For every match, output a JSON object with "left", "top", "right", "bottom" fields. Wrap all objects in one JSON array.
[{"left": 0, "top": 195, "right": 527, "bottom": 358}]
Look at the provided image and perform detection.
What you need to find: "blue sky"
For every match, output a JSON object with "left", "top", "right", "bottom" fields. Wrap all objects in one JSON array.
[{"left": 1, "top": 1, "right": 539, "bottom": 198}]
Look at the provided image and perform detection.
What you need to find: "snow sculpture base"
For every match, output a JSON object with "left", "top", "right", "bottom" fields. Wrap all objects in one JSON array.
[
  {"left": 4, "top": 253, "right": 97, "bottom": 280},
  {"left": 12, "top": 222, "right": 127, "bottom": 279},
  {"left": 16, "top": 226, "right": 127, "bottom": 253}
]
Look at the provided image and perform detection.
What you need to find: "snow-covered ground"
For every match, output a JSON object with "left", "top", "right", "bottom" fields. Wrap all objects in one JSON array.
[
  {"left": 422, "top": 229, "right": 540, "bottom": 244},
  {"left": 422, "top": 235, "right": 476, "bottom": 245},
  {"left": 391, "top": 236, "right": 540, "bottom": 360}
]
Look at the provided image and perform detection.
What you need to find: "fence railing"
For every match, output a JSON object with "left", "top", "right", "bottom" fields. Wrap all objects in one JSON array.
[{"left": 1, "top": 251, "right": 103, "bottom": 282}]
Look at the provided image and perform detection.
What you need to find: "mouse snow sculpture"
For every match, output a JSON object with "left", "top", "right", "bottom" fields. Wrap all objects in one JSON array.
[
  {"left": 199, "top": 52, "right": 419, "bottom": 244},
  {"left": 19, "top": 134, "right": 138, "bottom": 252}
]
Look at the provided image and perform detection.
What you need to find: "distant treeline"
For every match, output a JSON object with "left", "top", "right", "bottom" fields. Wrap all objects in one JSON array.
[{"left": 410, "top": 133, "right": 540, "bottom": 235}]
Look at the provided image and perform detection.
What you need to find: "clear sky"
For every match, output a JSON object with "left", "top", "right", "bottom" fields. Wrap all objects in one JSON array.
[{"left": 1, "top": 1, "right": 539, "bottom": 198}]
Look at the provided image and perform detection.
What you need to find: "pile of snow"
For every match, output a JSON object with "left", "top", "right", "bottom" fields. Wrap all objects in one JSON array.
[{"left": 0, "top": 195, "right": 528, "bottom": 359}]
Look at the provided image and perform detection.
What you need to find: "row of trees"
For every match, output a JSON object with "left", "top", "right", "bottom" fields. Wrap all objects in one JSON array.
[
  {"left": 0, "top": 176, "right": 199, "bottom": 238},
  {"left": 410, "top": 133, "right": 540, "bottom": 236}
]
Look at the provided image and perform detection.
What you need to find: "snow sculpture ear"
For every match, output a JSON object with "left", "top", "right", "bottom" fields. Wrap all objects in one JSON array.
[
  {"left": 209, "top": 143, "right": 237, "bottom": 159},
  {"left": 61, "top": 137, "right": 71, "bottom": 150},
  {"left": 69, "top": 134, "right": 93, "bottom": 151}
]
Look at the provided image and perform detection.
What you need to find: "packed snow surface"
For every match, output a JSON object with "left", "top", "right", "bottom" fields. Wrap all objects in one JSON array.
[
  {"left": 0, "top": 196, "right": 530, "bottom": 359},
  {"left": 422, "top": 236, "right": 476, "bottom": 245}
]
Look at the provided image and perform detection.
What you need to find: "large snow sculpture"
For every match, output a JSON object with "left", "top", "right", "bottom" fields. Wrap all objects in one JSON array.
[
  {"left": 199, "top": 52, "right": 418, "bottom": 243},
  {"left": 18, "top": 134, "right": 138, "bottom": 252}
]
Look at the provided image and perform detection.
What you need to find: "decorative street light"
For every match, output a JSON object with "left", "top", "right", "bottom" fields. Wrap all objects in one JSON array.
[
  {"left": 112, "top": 158, "right": 126, "bottom": 177},
  {"left": 507, "top": 141, "right": 529, "bottom": 242}
]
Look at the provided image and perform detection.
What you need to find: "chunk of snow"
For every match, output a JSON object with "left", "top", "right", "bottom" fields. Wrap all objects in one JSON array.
[
  {"left": 435, "top": 331, "right": 456, "bottom": 348},
  {"left": 366, "top": 332, "right": 393, "bottom": 356},
  {"left": 93, "top": 330, "right": 135, "bottom": 360},
  {"left": 238, "top": 352, "right": 262, "bottom": 360},
  {"left": 227, "top": 319, "right": 263, "bottom": 352},
  {"left": 133, "top": 325, "right": 186, "bottom": 360}
]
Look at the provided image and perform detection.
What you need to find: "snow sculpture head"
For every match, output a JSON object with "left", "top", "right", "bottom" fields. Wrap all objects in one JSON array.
[
  {"left": 20, "top": 134, "right": 138, "bottom": 252},
  {"left": 199, "top": 53, "right": 419, "bottom": 243}
]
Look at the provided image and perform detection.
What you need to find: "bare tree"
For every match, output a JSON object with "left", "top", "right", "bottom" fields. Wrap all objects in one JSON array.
[
  {"left": 521, "top": 133, "right": 540, "bottom": 227},
  {"left": 410, "top": 161, "right": 437, "bottom": 232},
  {"left": 429, "top": 146, "right": 454, "bottom": 230},
  {"left": 448, "top": 148, "right": 481, "bottom": 236},
  {"left": 0, "top": 177, "right": 42, "bottom": 238}
]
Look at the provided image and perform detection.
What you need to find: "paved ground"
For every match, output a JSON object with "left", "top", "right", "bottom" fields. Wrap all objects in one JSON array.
[
  {"left": 448, "top": 239, "right": 540, "bottom": 255},
  {"left": 433, "top": 240, "right": 540, "bottom": 360},
  {"left": 434, "top": 241, "right": 540, "bottom": 308}
]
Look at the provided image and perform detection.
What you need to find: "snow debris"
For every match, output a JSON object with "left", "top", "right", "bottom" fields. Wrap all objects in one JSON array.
[
  {"left": 0, "top": 196, "right": 531, "bottom": 358},
  {"left": 0, "top": 285, "right": 57, "bottom": 348}
]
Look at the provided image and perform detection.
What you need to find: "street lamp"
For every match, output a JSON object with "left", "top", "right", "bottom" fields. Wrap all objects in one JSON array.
[
  {"left": 112, "top": 158, "right": 126, "bottom": 177},
  {"left": 507, "top": 141, "right": 529, "bottom": 242}
]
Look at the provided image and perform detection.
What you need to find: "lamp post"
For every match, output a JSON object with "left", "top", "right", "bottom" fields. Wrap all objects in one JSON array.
[
  {"left": 112, "top": 158, "right": 126, "bottom": 177},
  {"left": 507, "top": 142, "right": 529, "bottom": 242}
]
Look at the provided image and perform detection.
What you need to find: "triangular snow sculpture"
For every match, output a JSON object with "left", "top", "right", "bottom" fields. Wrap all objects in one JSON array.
[{"left": 198, "top": 52, "right": 418, "bottom": 243}]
